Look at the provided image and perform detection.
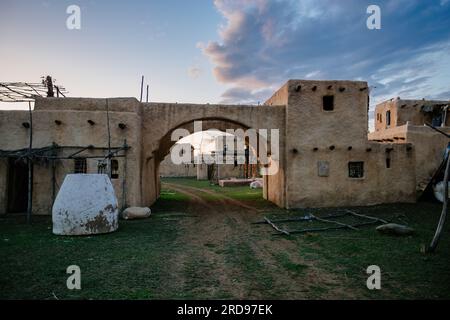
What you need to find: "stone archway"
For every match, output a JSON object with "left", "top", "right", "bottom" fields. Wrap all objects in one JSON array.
[
  {"left": 140, "top": 103, "right": 286, "bottom": 208},
  {"left": 142, "top": 117, "right": 260, "bottom": 206}
]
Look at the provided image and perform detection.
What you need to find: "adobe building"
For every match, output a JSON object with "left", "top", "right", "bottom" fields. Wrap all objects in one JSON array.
[
  {"left": 369, "top": 98, "right": 450, "bottom": 191},
  {"left": 265, "top": 81, "right": 417, "bottom": 208},
  {"left": 0, "top": 79, "right": 448, "bottom": 215}
]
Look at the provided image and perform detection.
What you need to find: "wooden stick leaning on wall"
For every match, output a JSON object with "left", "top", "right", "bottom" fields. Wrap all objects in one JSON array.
[
  {"left": 121, "top": 139, "right": 128, "bottom": 211},
  {"left": 106, "top": 99, "right": 112, "bottom": 178},
  {"left": 27, "top": 101, "right": 33, "bottom": 224}
]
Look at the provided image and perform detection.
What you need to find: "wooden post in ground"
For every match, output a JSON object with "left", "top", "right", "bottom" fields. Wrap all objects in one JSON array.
[
  {"left": 27, "top": 101, "right": 33, "bottom": 224},
  {"left": 106, "top": 99, "right": 112, "bottom": 178}
]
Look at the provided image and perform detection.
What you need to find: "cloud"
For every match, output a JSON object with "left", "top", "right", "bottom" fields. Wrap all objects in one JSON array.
[
  {"left": 369, "top": 42, "right": 450, "bottom": 103},
  {"left": 200, "top": 0, "right": 450, "bottom": 105},
  {"left": 188, "top": 66, "right": 202, "bottom": 79},
  {"left": 220, "top": 86, "right": 274, "bottom": 104}
]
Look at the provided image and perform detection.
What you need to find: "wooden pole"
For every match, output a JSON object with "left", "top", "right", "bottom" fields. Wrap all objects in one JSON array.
[
  {"left": 106, "top": 99, "right": 112, "bottom": 178},
  {"left": 253, "top": 212, "right": 348, "bottom": 224},
  {"left": 310, "top": 213, "right": 359, "bottom": 231},
  {"left": 345, "top": 209, "right": 388, "bottom": 224},
  {"left": 46, "top": 76, "right": 54, "bottom": 97},
  {"left": 146, "top": 84, "right": 149, "bottom": 103},
  {"left": 428, "top": 151, "right": 450, "bottom": 252},
  {"left": 52, "top": 159, "right": 56, "bottom": 203},
  {"left": 27, "top": 101, "right": 33, "bottom": 224},
  {"left": 264, "top": 217, "right": 290, "bottom": 235},
  {"left": 275, "top": 221, "right": 378, "bottom": 236},
  {"left": 121, "top": 139, "right": 128, "bottom": 210},
  {"left": 140, "top": 76, "right": 144, "bottom": 102},
  {"left": 51, "top": 142, "right": 57, "bottom": 204}
]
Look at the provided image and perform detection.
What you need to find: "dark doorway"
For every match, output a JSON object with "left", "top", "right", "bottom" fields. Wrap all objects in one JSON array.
[{"left": 7, "top": 158, "right": 29, "bottom": 213}]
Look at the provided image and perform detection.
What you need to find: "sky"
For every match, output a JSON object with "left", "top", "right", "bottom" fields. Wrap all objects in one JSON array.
[{"left": 1, "top": 0, "right": 449, "bottom": 129}]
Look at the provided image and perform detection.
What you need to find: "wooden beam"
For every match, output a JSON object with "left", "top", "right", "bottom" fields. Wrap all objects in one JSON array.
[
  {"left": 310, "top": 213, "right": 359, "bottom": 231},
  {"left": 264, "top": 217, "right": 290, "bottom": 235},
  {"left": 26, "top": 101, "right": 33, "bottom": 224},
  {"left": 345, "top": 209, "right": 388, "bottom": 224}
]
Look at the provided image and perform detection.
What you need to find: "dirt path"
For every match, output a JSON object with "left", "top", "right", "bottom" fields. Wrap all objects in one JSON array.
[
  {"left": 161, "top": 181, "right": 361, "bottom": 299},
  {"left": 164, "top": 182, "right": 262, "bottom": 212},
  {"left": 163, "top": 182, "right": 254, "bottom": 298}
]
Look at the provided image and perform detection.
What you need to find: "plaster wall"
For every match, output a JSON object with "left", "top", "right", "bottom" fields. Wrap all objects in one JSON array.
[
  {"left": 370, "top": 124, "right": 450, "bottom": 190},
  {"left": 281, "top": 80, "right": 396, "bottom": 208},
  {"left": 0, "top": 98, "right": 142, "bottom": 214}
]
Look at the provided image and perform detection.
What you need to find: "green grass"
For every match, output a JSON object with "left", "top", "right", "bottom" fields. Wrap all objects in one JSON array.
[
  {"left": 162, "top": 177, "right": 275, "bottom": 208},
  {"left": 223, "top": 241, "right": 275, "bottom": 294},
  {"left": 264, "top": 203, "right": 450, "bottom": 299},
  {"left": 0, "top": 213, "right": 184, "bottom": 299},
  {"left": 274, "top": 252, "right": 309, "bottom": 275},
  {"left": 0, "top": 178, "right": 449, "bottom": 299}
]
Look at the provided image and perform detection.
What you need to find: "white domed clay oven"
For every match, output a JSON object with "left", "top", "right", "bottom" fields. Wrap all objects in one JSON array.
[{"left": 52, "top": 174, "right": 119, "bottom": 235}]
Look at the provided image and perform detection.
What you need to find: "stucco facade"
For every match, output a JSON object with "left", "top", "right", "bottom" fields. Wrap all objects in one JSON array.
[
  {"left": 265, "top": 80, "right": 416, "bottom": 208},
  {"left": 370, "top": 98, "right": 450, "bottom": 191},
  {"left": 1, "top": 79, "right": 445, "bottom": 215}
]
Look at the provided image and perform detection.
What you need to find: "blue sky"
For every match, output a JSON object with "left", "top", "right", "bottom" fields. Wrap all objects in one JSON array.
[{"left": 1, "top": 0, "right": 449, "bottom": 127}]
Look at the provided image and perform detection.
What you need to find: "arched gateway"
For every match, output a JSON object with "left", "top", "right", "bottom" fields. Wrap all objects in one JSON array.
[
  {"left": 0, "top": 80, "right": 422, "bottom": 215},
  {"left": 141, "top": 103, "right": 285, "bottom": 208}
]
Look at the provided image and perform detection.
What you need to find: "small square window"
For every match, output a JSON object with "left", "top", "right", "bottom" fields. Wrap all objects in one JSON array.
[
  {"left": 348, "top": 161, "right": 364, "bottom": 178},
  {"left": 74, "top": 158, "right": 87, "bottom": 174},
  {"left": 323, "top": 95, "right": 334, "bottom": 111},
  {"left": 111, "top": 159, "right": 119, "bottom": 179}
]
